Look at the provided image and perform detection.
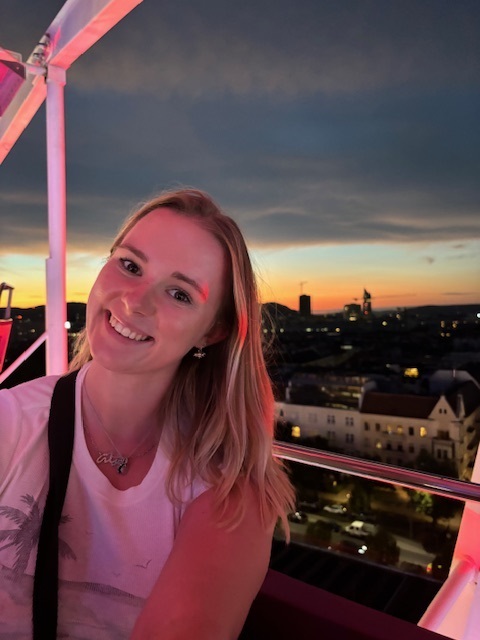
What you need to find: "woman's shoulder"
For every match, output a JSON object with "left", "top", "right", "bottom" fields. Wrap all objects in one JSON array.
[
  {"left": 0, "top": 372, "right": 62, "bottom": 411},
  {"left": 0, "top": 373, "right": 63, "bottom": 486}
]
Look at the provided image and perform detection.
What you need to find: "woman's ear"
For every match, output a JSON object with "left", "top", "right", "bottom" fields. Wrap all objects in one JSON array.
[{"left": 204, "top": 321, "right": 228, "bottom": 347}]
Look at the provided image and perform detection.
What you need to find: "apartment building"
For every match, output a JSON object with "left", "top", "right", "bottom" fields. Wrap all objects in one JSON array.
[{"left": 276, "top": 374, "right": 480, "bottom": 480}]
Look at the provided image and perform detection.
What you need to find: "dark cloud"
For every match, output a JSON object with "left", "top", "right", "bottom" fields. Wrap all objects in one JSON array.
[{"left": 1, "top": 0, "right": 479, "bottom": 255}]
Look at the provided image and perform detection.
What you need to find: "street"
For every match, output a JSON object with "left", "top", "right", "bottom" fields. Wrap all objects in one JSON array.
[{"left": 287, "top": 514, "right": 436, "bottom": 570}]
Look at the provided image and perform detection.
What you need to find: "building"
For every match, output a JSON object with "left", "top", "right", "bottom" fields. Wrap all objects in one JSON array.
[
  {"left": 276, "top": 373, "right": 480, "bottom": 480},
  {"left": 285, "top": 372, "right": 376, "bottom": 409},
  {"left": 299, "top": 294, "right": 311, "bottom": 316},
  {"left": 343, "top": 303, "right": 362, "bottom": 321},
  {"left": 362, "top": 288, "right": 372, "bottom": 318}
]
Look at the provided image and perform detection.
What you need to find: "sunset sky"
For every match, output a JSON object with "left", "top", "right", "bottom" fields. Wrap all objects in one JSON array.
[{"left": 1, "top": 0, "right": 479, "bottom": 312}]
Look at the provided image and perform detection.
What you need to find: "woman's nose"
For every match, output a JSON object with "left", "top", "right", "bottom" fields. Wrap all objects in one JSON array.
[{"left": 122, "top": 283, "right": 156, "bottom": 315}]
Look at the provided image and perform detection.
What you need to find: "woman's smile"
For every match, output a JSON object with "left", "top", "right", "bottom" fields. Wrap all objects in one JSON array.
[{"left": 108, "top": 312, "right": 153, "bottom": 342}]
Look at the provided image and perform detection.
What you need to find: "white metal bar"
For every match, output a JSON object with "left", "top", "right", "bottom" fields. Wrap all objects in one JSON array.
[
  {"left": 0, "top": 332, "right": 47, "bottom": 385},
  {"left": 462, "top": 574, "right": 480, "bottom": 640},
  {"left": 273, "top": 440, "right": 480, "bottom": 503},
  {"left": 418, "top": 557, "right": 477, "bottom": 633},
  {"left": 48, "top": 0, "right": 144, "bottom": 69},
  {"left": 45, "top": 64, "right": 68, "bottom": 375},
  {"left": 0, "top": 0, "right": 143, "bottom": 164},
  {"left": 0, "top": 72, "right": 46, "bottom": 164}
]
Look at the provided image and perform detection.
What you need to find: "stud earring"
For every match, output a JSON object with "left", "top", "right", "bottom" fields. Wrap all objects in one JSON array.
[{"left": 193, "top": 346, "right": 206, "bottom": 359}]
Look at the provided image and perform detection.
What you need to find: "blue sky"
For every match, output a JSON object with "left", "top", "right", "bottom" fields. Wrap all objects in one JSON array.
[{"left": 1, "top": 0, "right": 479, "bottom": 311}]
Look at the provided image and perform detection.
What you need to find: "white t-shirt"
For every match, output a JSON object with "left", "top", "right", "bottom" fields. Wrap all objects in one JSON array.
[{"left": 0, "top": 364, "right": 208, "bottom": 638}]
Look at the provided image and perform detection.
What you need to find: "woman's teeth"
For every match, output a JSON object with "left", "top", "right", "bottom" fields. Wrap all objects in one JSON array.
[{"left": 108, "top": 314, "right": 150, "bottom": 341}]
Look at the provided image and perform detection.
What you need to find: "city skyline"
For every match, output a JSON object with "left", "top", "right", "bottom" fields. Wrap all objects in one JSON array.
[{"left": 1, "top": 1, "right": 479, "bottom": 311}]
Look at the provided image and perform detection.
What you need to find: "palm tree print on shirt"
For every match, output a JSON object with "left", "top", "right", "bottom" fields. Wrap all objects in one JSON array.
[{"left": 0, "top": 494, "right": 76, "bottom": 577}]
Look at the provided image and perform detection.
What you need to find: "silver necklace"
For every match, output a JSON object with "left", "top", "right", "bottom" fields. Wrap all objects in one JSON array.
[{"left": 83, "top": 383, "right": 157, "bottom": 475}]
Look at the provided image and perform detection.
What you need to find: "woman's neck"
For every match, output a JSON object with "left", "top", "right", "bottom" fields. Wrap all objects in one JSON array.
[{"left": 83, "top": 361, "right": 173, "bottom": 442}]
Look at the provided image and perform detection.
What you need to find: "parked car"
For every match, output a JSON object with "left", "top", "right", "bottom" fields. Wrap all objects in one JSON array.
[
  {"left": 287, "top": 511, "right": 308, "bottom": 524},
  {"left": 323, "top": 504, "right": 347, "bottom": 515},
  {"left": 352, "top": 510, "right": 377, "bottom": 522},
  {"left": 331, "top": 538, "right": 368, "bottom": 556},
  {"left": 298, "top": 500, "right": 321, "bottom": 513},
  {"left": 344, "top": 520, "right": 378, "bottom": 538}
]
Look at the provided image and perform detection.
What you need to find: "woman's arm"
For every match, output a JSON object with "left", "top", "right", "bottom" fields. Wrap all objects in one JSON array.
[{"left": 130, "top": 484, "right": 273, "bottom": 640}]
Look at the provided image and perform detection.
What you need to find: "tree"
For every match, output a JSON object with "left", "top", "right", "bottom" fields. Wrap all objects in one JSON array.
[
  {"left": 305, "top": 519, "right": 333, "bottom": 548},
  {"left": 409, "top": 490, "right": 458, "bottom": 527},
  {"left": 410, "top": 491, "right": 433, "bottom": 519},
  {"left": 366, "top": 528, "right": 400, "bottom": 566},
  {"left": 414, "top": 449, "right": 458, "bottom": 478},
  {"left": 348, "top": 479, "right": 372, "bottom": 516}
]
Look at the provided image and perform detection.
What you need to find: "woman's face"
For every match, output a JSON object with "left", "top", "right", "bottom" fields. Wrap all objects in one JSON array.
[{"left": 86, "top": 208, "right": 227, "bottom": 381}]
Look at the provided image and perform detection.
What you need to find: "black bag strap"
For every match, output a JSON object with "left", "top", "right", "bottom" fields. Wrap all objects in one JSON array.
[{"left": 33, "top": 369, "right": 79, "bottom": 639}]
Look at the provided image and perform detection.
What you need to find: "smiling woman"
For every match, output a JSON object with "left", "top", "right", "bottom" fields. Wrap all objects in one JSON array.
[
  {"left": 84, "top": 207, "right": 227, "bottom": 382},
  {"left": 0, "top": 188, "right": 295, "bottom": 640}
]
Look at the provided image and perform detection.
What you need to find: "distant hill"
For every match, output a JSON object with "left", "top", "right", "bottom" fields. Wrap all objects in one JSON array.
[
  {"left": 262, "top": 302, "right": 298, "bottom": 318},
  {"left": 403, "top": 304, "right": 479, "bottom": 317},
  {"left": 10, "top": 302, "right": 86, "bottom": 317},
  {"left": 6, "top": 301, "right": 478, "bottom": 321}
]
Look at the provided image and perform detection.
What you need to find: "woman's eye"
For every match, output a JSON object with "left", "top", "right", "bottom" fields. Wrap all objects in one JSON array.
[
  {"left": 169, "top": 288, "right": 192, "bottom": 304},
  {"left": 119, "top": 258, "right": 140, "bottom": 275}
]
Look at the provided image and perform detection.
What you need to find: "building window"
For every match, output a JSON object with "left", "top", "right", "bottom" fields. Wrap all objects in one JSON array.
[
  {"left": 375, "top": 440, "right": 382, "bottom": 449},
  {"left": 364, "top": 422, "right": 370, "bottom": 431},
  {"left": 437, "top": 449, "right": 450, "bottom": 460},
  {"left": 409, "top": 444, "right": 415, "bottom": 454},
  {"left": 346, "top": 433, "right": 354, "bottom": 444},
  {"left": 291, "top": 425, "right": 301, "bottom": 438},
  {"left": 346, "top": 417, "right": 354, "bottom": 427},
  {"left": 327, "top": 415, "right": 336, "bottom": 425},
  {"left": 408, "top": 427, "right": 414, "bottom": 436},
  {"left": 364, "top": 438, "right": 370, "bottom": 447},
  {"left": 397, "top": 444, "right": 404, "bottom": 452},
  {"left": 375, "top": 423, "right": 381, "bottom": 431},
  {"left": 420, "top": 427, "right": 428, "bottom": 438},
  {"left": 396, "top": 426, "right": 403, "bottom": 435},
  {"left": 437, "top": 430, "right": 450, "bottom": 439},
  {"left": 327, "top": 430, "right": 336, "bottom": 441}
]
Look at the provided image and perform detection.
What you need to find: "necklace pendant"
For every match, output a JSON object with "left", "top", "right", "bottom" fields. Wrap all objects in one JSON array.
[
  {"left": 117, "top": 458, "right": 128, "bottom": 476},
  {"left": 116, "top": 458, "right": 128, "bottom": 474}
]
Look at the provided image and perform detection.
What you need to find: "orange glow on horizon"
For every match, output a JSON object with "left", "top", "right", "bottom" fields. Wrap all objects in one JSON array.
[
  {"left": 3, "top": 239, "right": 479, "bottom": 314},
  {"left": 6, "top": 278, "right": 479, "bottom": 314}
]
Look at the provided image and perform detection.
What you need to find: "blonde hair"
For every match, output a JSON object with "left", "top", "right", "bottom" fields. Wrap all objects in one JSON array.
[{"left": 70, "top": 188, "right": 294, "bottom": 532}]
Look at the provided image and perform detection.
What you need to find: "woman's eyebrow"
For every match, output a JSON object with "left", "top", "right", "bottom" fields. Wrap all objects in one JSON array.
[
  {"left": 117, "top": 244, "right": 207, "bottom": 300},
  {"left": 117, "top": 243, "right": 148, "bottom": 262},
  {"left": 171, "top": 271, "right": 207, "bottom": 301}
]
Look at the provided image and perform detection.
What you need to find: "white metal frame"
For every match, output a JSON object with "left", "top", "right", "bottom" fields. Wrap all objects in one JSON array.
[{"left": 0, "top": 0, "right": 143, "bottom": 376}]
